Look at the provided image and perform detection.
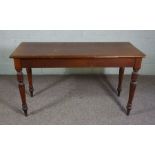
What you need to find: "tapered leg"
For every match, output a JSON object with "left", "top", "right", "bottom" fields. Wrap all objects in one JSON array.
[
  {"left": 126, "top": 68, "right": 139, "bottom": 115},
  {"left": 117, "top": 67, "right": 125, "bottom": 96},
  {"left": 26, "top": 68, "right": 34, "bottom": 97},
  {"left": 16, "top": 68, "right": 28, "bottom": 116}
]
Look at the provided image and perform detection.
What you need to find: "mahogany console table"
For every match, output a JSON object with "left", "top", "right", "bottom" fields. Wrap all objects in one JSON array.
[{"left": 10, "top": 42, "right": 145, "bottom": 116}]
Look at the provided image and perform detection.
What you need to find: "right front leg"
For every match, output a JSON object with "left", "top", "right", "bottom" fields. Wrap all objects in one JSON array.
[{"left": 16, "top": 68, "right": 28, "bottom": 116}]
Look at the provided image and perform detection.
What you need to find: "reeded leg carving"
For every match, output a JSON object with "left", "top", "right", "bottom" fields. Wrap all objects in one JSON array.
[
  {"left": 126, "top": 68, "right": 139, "bottom": 115},
  {"left": 16, "top": 69, "right": 28, "bottom": 116},
  {"left": 117, "top": 67, "right": 125, "bottom": 96},
  {"left": 26, "top": 68, "right": 34, "bottom": 97}
]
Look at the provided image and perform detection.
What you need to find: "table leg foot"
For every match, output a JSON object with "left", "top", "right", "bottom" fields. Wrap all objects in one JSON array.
[
  {"left": 22, "top": 104, "right": 28, "bottom": 116},
  {"left": 30, "top": 89, "right": 34, "bottom": 97},
  {"left": 117, "top": 89, "right": 121, "bottom": 97},
  {"left": 126, "top": 107, "right": 131, "bottom": 116}
]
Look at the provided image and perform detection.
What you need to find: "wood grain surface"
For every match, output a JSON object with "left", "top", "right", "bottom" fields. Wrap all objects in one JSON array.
[{"left": 10, "top": 42, "right": 145, "bottom": 59}]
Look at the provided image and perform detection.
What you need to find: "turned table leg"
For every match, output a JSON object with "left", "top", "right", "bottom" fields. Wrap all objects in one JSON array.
[
  {"left": 16, "top": 68, "right": 28, "bottom": 116},
  {"left": 126, "top": 67, "right": 139, "bottom": 115},
  {"left": 26, "top": 68, "right": 34, "bottom": 97},
  {"left": 117, "top": 67, "right": 125, "bottom": 96}
]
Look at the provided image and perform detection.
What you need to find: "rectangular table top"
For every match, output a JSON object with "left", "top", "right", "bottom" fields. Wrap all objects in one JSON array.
[{"left": 10, "top": 42, "right": 145, "bottom": 59}]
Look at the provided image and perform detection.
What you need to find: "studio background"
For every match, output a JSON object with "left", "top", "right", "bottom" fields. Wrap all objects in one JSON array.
[{"left": 0, "top": 30, "right": 154, "bottom": 75}]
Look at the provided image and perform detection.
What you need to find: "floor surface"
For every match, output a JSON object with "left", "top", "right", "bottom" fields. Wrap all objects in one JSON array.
[{"left": 0, "top": 75, "right": 155, "bottom": 125}]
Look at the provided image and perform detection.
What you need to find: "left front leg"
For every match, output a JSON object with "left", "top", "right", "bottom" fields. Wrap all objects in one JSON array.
[
  {"left": 14, "top": 59, "right": 28, "bottom": 116},
  {"left": 16, "top": 68, "right": 28, "bottom": 116}
]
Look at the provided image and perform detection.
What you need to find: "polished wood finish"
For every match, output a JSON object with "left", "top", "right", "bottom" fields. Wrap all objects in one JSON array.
[
  {"left": 14, "top": 59, "right": 28, "bottom": 116},
  {"left": 126, "top": 58, "right": 142, "bottom": 115},
  {"left": 21, "top": 58, "right": 135, "bottom": 68},
  {"left": 117, "top": 67, "right": 125, "bottom": 96},
  {"left": 10, "top": 42, "right": 145, "bottom": 59},
  {"left": 10, "top": 42, "right": 145, "bottom": 116}
]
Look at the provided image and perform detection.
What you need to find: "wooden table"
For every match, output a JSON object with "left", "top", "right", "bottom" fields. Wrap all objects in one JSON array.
[{"left": 10, "top": 42, "right": 145, "bottom": 116}]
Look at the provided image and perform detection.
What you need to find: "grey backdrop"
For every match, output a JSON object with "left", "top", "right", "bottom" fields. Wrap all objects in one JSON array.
[{"left": 0, "top": 30, "right": 155, "bottom": 75}]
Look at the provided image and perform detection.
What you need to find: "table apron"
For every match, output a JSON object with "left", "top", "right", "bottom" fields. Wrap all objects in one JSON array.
[{"left": 20, "top": 58, "right": 136, "bottom": 68}]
